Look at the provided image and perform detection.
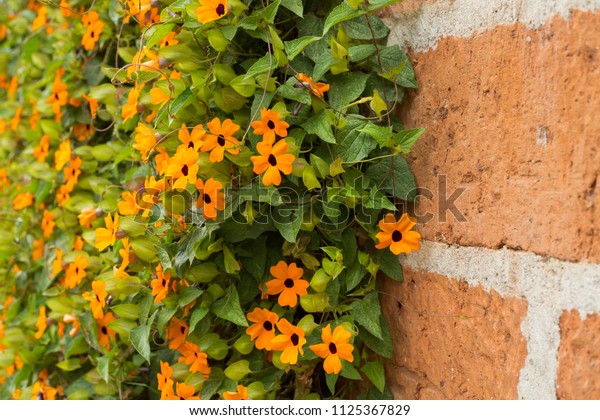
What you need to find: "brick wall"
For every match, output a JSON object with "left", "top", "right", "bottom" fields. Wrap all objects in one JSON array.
[{"left": 380, "top": 0, "right": 600, "bottom": 399}]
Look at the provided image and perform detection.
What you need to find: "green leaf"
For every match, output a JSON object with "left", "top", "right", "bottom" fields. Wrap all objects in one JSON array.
[
  {"left": 334, "top": 120, "right": 378, "bottom": 163},
  {"left": 213, "top": 287, "right": 248, "bottom": 327},
  {"left": 188, "top": 302, "right": 210, "bottom": 334},
  {"left": 272, "top": 206, "right": 303, "bottom": 243},
  {"left": 363, "top": 187, "right": 396, "bottom": 211},
  {"left": 374, "top": 249, "right": 404, "bottom": 281},
  {"left": 348, "top": 44, "right": 377, "bottom": 62},
  {"left": 169, "top": 87, "right": 194, "bottom": 115},
  {"left": 328, "top": 72, "right": 369, "bottom": 110},
  {"left": 325, "top": 373, "right": 339, "bottom": 394},
  {"left": 365, "top": 156, "right": 417, "bottom": 201},
  {"left": 345, "top": 260, "right": 367, "bottom": 292},
  {"left": 261, "top": 0, "right": 281, "bottom": 23},
  {"left": 145, "top": 23, "right": 175, "bottom": 49},
  {"left": 96, "top": 356, "right": 110, "bottom": 383},
  {"left": 230, "top": 75, "right": 256, "bottom": 97},
  {"left": 130, "top": 324, "right": 151, "bottom": 363},
  {"left": 393, "top": 128, "right": 425, "bottom": 153},
  {"left": 278, "top": 77, "right": 312, "bottom": 105},
  {"left": 340, "top": 360, "right": 363, "bottom": 380},
  {"left": 178, "top": 287, "right": 203, "bottom": 307},
  {"left": 344, "top": 15, "right": 389, "bottom": 40},
  {"left": 350, "top": 292, "right": 382, "bottom": 339},
  {"left": 302, "top": 110, "right": 337, "bottom": 144},
  {"left": 323, "top": 3, "right": 363, "bottom": 35},
  {"left": 359, "top": 123, "right": 392, "bottom": 147},
  {"left": 154, "top": 244, "right": 172, "bottom": 272},
  {"left": 244, "top": 54, "right": 273, "bottom": 80},
  {"left": 284, "top": 36, "right": 322, "bottom": 60},
  {"left": 281, "top": 0, "right": 303, "bottom": 16},
  {"left": 223, "top": 244, "right": 241, "bottom": 274},
  {"left": 361, "top": 361, "right": 385, "bottom": 393},
  {"left": 56, "top": 359, "right": 81, "bottom": 372}
]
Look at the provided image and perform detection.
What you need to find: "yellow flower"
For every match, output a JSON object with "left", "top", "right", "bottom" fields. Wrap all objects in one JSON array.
[
  {"left": 122, "top": 86, "right": 141, "bottom": 122},
  {"left": 150, "top": 87, "right": 170, "bottom": 107},
  {"left": 195, "top": 0, "right": 228, "bottom": 24},
  {"left": 117, "top": 191, "right": 139, "bottom": 216},
  {"left": 54, "top": 140, "right": 72, "bottom": 170},
  {"left": 133, "top": 123, "right": 157, "bottom": 161},
  {"left": 95, "top": 212, "right": 120, "bottom": 251}
]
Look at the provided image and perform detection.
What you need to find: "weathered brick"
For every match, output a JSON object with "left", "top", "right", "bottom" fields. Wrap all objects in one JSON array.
[
  {"left": 380, "top": 270, "right": 528, "bottom": 399},
  {"left": 557, "top": 310, "right": 600, "bottom": 399},
  {"left": 397, "top": 11, "right": 600, "bottom": 262}
]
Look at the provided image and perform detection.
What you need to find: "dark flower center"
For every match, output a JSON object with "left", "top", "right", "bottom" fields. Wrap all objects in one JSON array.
[
  {"left": 268, "top": 154, "right": 277, "bottom": 166},
  {"left": 182, "top": 164, "right": 189, "bottom": 176},
  {"left": 267, "top": 120, "right": 275, "bottom": 130},
  {"left": 96, "top": 295, "right": 100, "bottom": 302},
  {"left": 392, "top": 230, "right": 403, "bottom": 242},
  {"left": 188, "top": 141, "right": 194, "bottom": 149},
  {"left": 263, "top": 320, "right": 273, "bottom": 331},
  {"left": 54, "top": 93, "right": 59, "bottom": 100},
  {"left": 162, "top": 278, "right": 166, "bottom": 287},
  {"left": 75, "top": 267, "right": 79, "bottom": 274},
  {"left": 203, "top": 193, "right": 212, "bottom": 204},
  {"left": 328, "top": 342, "right": 338, "bottom": 354},
  {"left": 91, "top": 31, "right": 95, "bottom": 38},
  {"left": 216, "top": 3, "right": 225, "bottom": 15},
  {"left": 101, "top": 326, "right": 108, "bottom": 335},
  {"left": 217, "top": 135, "right": 226, "bottom": 146},
  {"left": 290, "top": 333, "right": 299, "bottom": 346},
  {"left": 180, "top": 326, "right": 186, "bottom": 334},
  {"left": 284, "top": 278, "right": 294, "bottom": 288}
]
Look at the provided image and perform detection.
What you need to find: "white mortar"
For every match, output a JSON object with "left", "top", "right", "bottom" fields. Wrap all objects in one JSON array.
[{"left": 383, "top": 0, "right": 600, "bottom": 52}]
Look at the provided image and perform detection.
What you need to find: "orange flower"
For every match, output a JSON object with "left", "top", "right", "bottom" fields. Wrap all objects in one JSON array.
[
  {"left": 117, "top": 191, "right": 138, "bottom": 216},
  {"left": 97, "top": 312, "right": 117, "bottom": 350},
  {"left": 33, "top": 134, "right": 50, "bottom": 163},
  {"left": 296, "top": 73, "right": 330, "bottom": 98},
  {"left": 82, "top": 20, "right": 104, "bottom": 51},
  {"left": 95, "top": 212, "right": 120, "bottom": 251},
  {"left": 13, "top": 193, "right": 34, "bottom": 210},
  {"left": 201, "top": 117, "right": 240, "bottom": 162},
  {"left": 169, "top": 382, "right": 200, "bottom": 400},
  {"left": 250, "top": 139, "right": 295, "bottom": 187},
  {"left": 54, "top": 140, "right": 72, "bottom": 170},
  {"left": 9, "top": 106, "right": 22, "bottom": 131},
  {"left": 133, "top": 123, "right": 157, "bottom": 161},
  {"left": 246, "top": 307, "right": 279, "bottom": 350},
  {"left": 251, "top": 108, "right": 289, "bottom": 144},
  {"left": 177, "top": 123, "right": 205, "bottom": 153},
  {"left": 31, "top": 6, "right": 48, "bottom": 32},
  {"left": 122, "top": 86, "right": 141, "bottom": 122},
  {"left": 178, "top": 341, "right": 211, "bottom": 376},
  {"left": 63, "top": 314, "right": 80, "bottom": 337},
  {"left": 56, "top": 185, "right": 71, "bottom": 207},
  {"left": 160, "top": 32, "right": 179, "bottom": 48},
  {"left": 82, "top": 93, "right": 98, "bottom": 119},
  {"left": 41, "top": 210, "right": 55, "bottom": 238},
  {"left": 64, "top": 255, "right": 88, "bottom": 289},
  {"left": 222, "top": 385, "right": 248, "bottom": 400},
  {"left": 195, "top": 0, "right": 228, "bottom": 24},
  {"left": 78, "top": 207, "right": 101, "bottom": 228},
  {"left": 165, "top": 317, "right": 188, "bottom": 350},
  {"left": 82, "top": 280, "right": 107, "bottom": 320},
  {"left": 165, "top": 147, "right": 199, "bottom": 190},
  {"left": 34, "top": 306, "right": 47, "bottom": 339},
  {"left": 73, "top": 123, "right": 94, "bottom": 141},
  {"left": 0, "top": 168, "right": 10, "bottom": 190},
  {"left": 32, "top": 238, "right": 44, "bottom": 261},
  {"left": 375, "top": 213, "right": 421, "bottom": 255},
  {"left": 115, "top": 237, "right": 131, "bottom": 278},
  {"left": 309, "top": 324, "right": 354, "bottom": 374},
  {"left": 81, "top": 10, "right": 100, "bottom": 26},
  {"left": 8, "top": 76, "right": 18, "bottom": 100},
  {"left": 265, "top": 261, "right": 308, "bottom": 308},
  {"left": 157, "top": 360, "right": 173, "bottom": 392},
  {"left": 194, "top": 178, "right": 225, "bottom": 221},
  {"left": 150, "top": 87, "right": 169, "bottom": 107},
  {"left": 154, "top": 147, "right": 170, "bottom": 175},
  {"left": 63, "top": 156, "right": 82, "bottom": 190},
  {"left": 73, "top": 235, "right": 85, "bottom": 251},
  {"left": 151, "top": 263, "right": 171, "bottom": 303},
  {"left": 271, "top": 319, "right": 306, "bottom": 365},
  {"left": 51, "top": 249, "right": 64, "bottom": 277}
]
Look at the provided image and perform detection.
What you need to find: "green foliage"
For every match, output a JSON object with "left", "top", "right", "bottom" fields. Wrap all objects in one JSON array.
[{"left": 0, "top": 0, "right": 423, "bottom": 401}]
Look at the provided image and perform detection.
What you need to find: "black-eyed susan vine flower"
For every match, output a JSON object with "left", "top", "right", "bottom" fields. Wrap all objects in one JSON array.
[
  {"left": 82, "top": 280, "right": 107, "bottom": 320},
  {"left": 195, "top": 177, "right": 225, "bottom": 220},
  {"left": 202, "top": 117, "right": 240, "bottom": 162},
  {"left": 246, "top": 307, "right": 279, "bottom": 350},
  {"left": 95, "top": 212, "right": 121, "bottom": 251},
  {"left": 265, "top": 261, "right": 309, "bottom": 308},
  {"left": 271, "top": 319, "right": 306, "bottom": 365},
  {"left": 222, "top": 385, "right": 248, "bottom": 400},
  {"left": 309, "top": 324, "right": 355, "bottom": 375},
  {"left": 250, "top": 139, "right": 295, "bottom": 187},
  {"left": 195, "top": 0, "right": 228, "bottom": 24},
  {"left": 375, "top": 213, "right": 422, "bottom": 255},
  {"left": 251, "top": 108, "right": 289, "bottom": 144}
]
